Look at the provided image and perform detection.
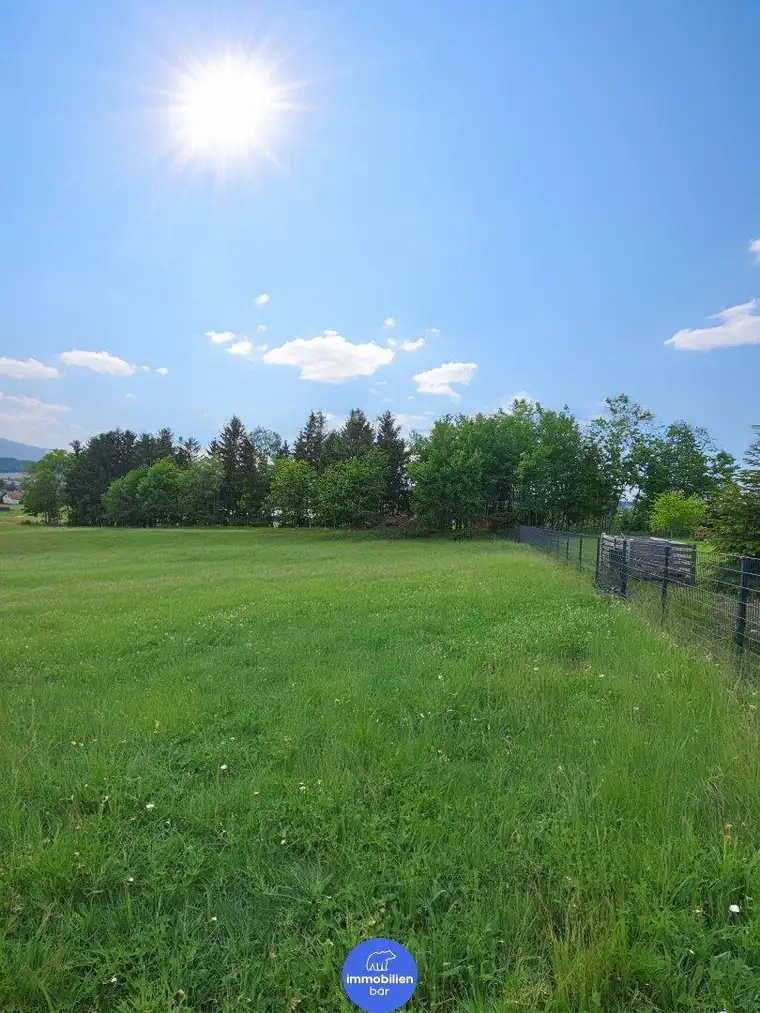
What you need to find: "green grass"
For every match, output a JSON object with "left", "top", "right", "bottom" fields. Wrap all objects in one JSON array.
[{"left": 1, "top": 528, "right": 760, "bottom": 1012}]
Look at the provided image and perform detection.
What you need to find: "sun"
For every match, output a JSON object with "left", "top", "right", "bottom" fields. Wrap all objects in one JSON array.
[{"left": 171, "top": 53, "right": 290, "bottom": 167}]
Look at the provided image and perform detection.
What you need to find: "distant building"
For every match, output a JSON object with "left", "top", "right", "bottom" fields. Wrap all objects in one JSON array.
[{"left": 1, "top": 491, "right": 22, "bottom": 505}]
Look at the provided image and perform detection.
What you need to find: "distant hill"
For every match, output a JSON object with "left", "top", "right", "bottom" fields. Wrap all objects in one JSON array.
[
  {"left": 0, "top": 457, "right": 33, "bottom": 473},
  {"left": 0, "top": 438, "right": 51, "bottom": 462}
]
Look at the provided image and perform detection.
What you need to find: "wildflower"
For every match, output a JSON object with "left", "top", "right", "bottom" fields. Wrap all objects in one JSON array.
[
  {"left": 127, "top": 877, "right": 134, "bottom": 883},
  {"left": 694, "top": 907, "right": 704, "bottom": 915},
  {"left": 145, "top": 803, "right": 155, "bottom": 811},
  {"left": 210, "top": 915, "right": 218, "bottom": 922},
  {"left": 253, "top": 791, "right": 260, "bottom": 796},
  {"left": 280, "top": 839, "right": 287, "bottom": 845},
  {"left": 267, "top": 951, "right": 276, "bottom": 962},
  {"left": 220, "top": 764, "right": 229, "bottom": 771},
  {"left": 109, "top": 976, "right": 118, "bottom": 984},
  {"left": 177, "top": 989, "right": 186, "bottom": 998},
  {"left": 729, "top": 903, "right": 741, "bottom": 914},
  {"left": 73, "top": 851, "right": 80, "bottom": 857},
  {"left": 724, "top": 822, "right": 733, "bottom": 840}
]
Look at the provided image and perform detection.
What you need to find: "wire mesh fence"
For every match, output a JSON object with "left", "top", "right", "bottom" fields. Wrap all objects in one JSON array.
[{"left": 518, "top": 525, "right": 760, "bottom": 676}]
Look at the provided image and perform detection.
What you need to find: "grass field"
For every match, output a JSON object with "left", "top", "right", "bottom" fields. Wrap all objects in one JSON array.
[{"left": 2, "top": 528, "right": 760, "bottom": 1012}]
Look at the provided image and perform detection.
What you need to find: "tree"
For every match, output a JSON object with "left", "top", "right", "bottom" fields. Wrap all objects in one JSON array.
[
  {"left": 175, "top": 436, "right": 202, "bottom": 469},
  {"left": 740, "top": 425, "right": 760, "bottom": 491},
  {"left": 375, "top": 411, "right": 409, "bottom": 513},
  {"left": 265, "top": 459, "right": 313, "bottom": 526},
  {"left": 341, "top": 409, "right": 374, "bottom": 458},
  {"left": 137, "top": 458, "right": 180, "bottom": 526},
  {"left": 408, "top": 420, "right": 484, "bottom": 530},
  {"left": 211, "top": 416, "right": 247, "bottom": 520},
  {"left": 587, "top": 394, "right": 655, "bottom": 520},
  {"left": 22, "top": 450, "right": 70, "bottom": 524},
  {"left": 314, "top": 446, "right": 390, "bottom": 527},
  {"left": 102, "top": 466, "right": 148, "bottom": 526},
  {"left": 649, "top": 492, "right": 703, "bottom": 538},
  {"left": 177, "top": 457, "right": 223, "bottom": 525},
  {"left": 294, "top": 411, "right": 329, "bottom": 470}
]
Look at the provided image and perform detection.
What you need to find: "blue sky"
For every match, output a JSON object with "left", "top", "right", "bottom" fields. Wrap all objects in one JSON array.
[{"left": 1, "top": 0, "right": 759, "bottom": 457}]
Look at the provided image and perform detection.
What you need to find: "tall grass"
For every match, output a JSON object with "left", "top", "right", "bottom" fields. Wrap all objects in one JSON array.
[{"left": 1, "top": 528, "right": 759, "bottom": 1011}]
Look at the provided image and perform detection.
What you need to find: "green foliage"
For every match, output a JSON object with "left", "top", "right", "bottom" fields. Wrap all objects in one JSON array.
[
  {"left": 21, "top": 449, "right": 70, "bottom": 523},
  {"left": 649, "top": 491, "right": 704, "bottom": 537},
  {"left": 3, "top": 528, "right": 760, "bottom": 1011},
  {"left": 265, "top": 458, "right": 313, "bottom": 526},
  {"left": 408, "top": 418, "right": 485, "bottom": 529},
  {"left": 137, "top": 458, "right": 181, "bottom": 526},
  {"left": 315, "top": 445, "right": 390, "bottom": 527},
  {"left": 102, "top": 465, "right": 148, "bottom": 527}
]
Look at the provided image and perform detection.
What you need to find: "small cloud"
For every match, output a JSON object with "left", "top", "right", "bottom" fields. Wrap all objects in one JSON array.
[
  {"left": 413, "top": 361, "right": 478, "bottom": 400},
  {"left": 257, "top": 324, "right": 268, "bottom": 332},
  {"left": 386, "top": 337, "right": 397, "bottom": 347},
  {"left": 60, "top": 350, "right": 135, "bottom": 376},
  {"left": 263, "top": 331, "right": 394, "bottom": 383},
  {"left": 256, "top": 344, "right": 269, "bottom": 352},
  {"left": 395, "top": 412, "right": 431, "bottom": 435},
  {"left": 376, "top": 380, "right": 387, "bottom": 386},
  {"left": 400, "top": 338, "right": 425, "bottom": 352},
  {"left": 207, "top": 330, "right": 235, "bottom": 344},
  {"left": 368, "top": 387, "right": 379, "bottom": 395},
  {"left": 501, "top": 390, "right": 535, "bottom": 411},
  {"left": 156, "top": 367, "right": 169, "bottom": 376},
  {"left": 0, "top": 393, "right": 71, "bottom": 415},
  {"left": 383, "top": 317, "right": 396, "bottom": 328},
  {"left": 227, "top": 340, "right": 253, "bottom": 356},
  {"left": 324, "top": 412, "right": 341, "bottom": 430},
  {"left": 0, "top": 357, "right": 60, "bottom": 380},
  {"left": 426, "top": 327, "right": 441, "bottom": 336},
  {"left": 749, "top": 239, "right": 760, "bottom": 264},
  {"left": 665, "top": 299, "right": 760, "bottom": 352},
  {"left": 140, "top": 365, "right": 150, "bottom": 372},
  {"left": 255, "top": 294, "right": 270, "bottom": 307},
  {"left": 126, "top": 393, "right": 135, "bottom": 398}
]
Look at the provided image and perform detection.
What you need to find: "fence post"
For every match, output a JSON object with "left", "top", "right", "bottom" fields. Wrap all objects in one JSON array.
[
  {"left": 620, "top": 538, "right": 628, "bottom": 598},
  {"left": 660, "top": 543, "right": 670, "bottom": 624},
  {"left": 566, "top": 534, "right": 570, "bottom": 564},
  {"left": 734, "top": 556, "right": 750, "bottom": 653},
  {"left": 595, "top": 535, "right": 601, "bottom": 588},
  {"left": 578, "top": 534, "right": 583, "bottom": 572}
]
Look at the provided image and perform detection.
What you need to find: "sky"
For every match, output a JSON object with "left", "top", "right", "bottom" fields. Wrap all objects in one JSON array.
[{"left": 1, "top": 0, "right": 759, "bottom": 458}]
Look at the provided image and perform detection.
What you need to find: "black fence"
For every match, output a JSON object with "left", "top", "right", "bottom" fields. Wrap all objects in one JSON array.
[{"left": 518, "top": 526, "right": 760, "bottom": 674}]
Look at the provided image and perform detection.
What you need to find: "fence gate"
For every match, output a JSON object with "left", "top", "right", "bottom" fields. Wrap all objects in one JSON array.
[{"left": 597, "top": 534, "right": 627, "bottom": 595}]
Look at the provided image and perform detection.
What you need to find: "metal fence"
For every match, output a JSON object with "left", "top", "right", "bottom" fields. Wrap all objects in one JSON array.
[{"left": 518, "top": 525, "right": 760, "bottom": 674}]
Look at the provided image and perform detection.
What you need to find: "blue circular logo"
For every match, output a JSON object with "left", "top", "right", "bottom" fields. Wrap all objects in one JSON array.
[{"left": 342, "top": 937, "right": 418, "bottom": 1013}]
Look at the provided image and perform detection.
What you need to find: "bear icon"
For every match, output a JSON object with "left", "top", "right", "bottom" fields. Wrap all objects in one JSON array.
[{"left": 365, "top": 949, "right": 396, "bottom": 972}]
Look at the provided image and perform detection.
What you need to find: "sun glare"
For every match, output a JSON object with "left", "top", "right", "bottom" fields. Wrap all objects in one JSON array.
[{"left": 173, "top": 54, "right": 285, "bottom": 165}]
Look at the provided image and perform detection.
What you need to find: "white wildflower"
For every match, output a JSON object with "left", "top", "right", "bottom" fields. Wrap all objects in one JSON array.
[
  {"left": 145, "top": 803, "right": 155, "bottom": 811},
  {"left": 729, "top": 903, "right": 741, "bottom": 914}
]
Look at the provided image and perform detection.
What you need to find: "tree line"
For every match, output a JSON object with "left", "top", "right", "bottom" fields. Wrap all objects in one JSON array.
[{"left": 19, "top": 394, "right": 760, "bottom": 555}]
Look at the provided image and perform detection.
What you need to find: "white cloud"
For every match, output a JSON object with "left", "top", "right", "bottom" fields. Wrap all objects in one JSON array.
[
  {"left": 386, "top": 337, "right": 397, "bottom": 347},
  {"left": 140, "top": 365, "right": 150, "bottom": 372},
  {"left": 376, "top": 380, "right": 387, "bottom": 386},
  {"left": 60, "top": 350, "right": 135, "bottom": 376},
  {"left": 126, "top": 393, "right": 135, "bottom": 398},
  {"left": 426, "top": 327, "right": 441, "bottom": 336},
  {"left": 227, "top": 340, "right": 253, "bottom": 356},
  {"left": 207, "top": 330, "right": 235, "bottom": 344},
  {"left": 413, "top": 361, "right": 478, "bottom": 399},
  {"left": 324, "top": 412, "right": 341, "bottom": 430},
  {"left": 501, "top": 390, "right": 536, "bottom": 411},
  {"left": 749, "top": 239, "right": 760, "bottom": 264},
  {"left": 0, "top": 393, "right": 71, "bottom": 415},
  {"left": 395, "top": 412, "right": 431, "bottom": 435},
  {"left": 0, "top": 392, "right": 80, "bottom": 446},
  {"left": 400, "top": 338, "right": 425, "bottom": 352},
  {"left": 665, "top": 299, "right": 760, "bottom": 352},
  {"left": 255, "top": 293, "right": 270, "bottom": 307},
  {"left": 0, "top": 357, "right": 60, "bottom": 380},
  {"left": 156, "top": 367, "right": 169, "bottom": 376},
  {"left": 262, "top": 331, "right": 394, "bottom": 383},
  {"left": 257, "top": 324, "right": 268, "bottom": 332},
  {"left": 383, "top": 317, "right": 396, "bottom": 328}
]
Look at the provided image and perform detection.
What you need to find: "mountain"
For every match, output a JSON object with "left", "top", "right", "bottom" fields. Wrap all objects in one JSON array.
[
  {"left": 0, "top": 438, "right": 51, "bottom": 462},
  {"left": 0, "top": 457, "right": 34, "bottom": 473}
]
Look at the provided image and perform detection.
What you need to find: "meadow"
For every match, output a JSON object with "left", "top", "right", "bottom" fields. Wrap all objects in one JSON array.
[{"left": 1, "top": 528, "right": 760, "bottom": 1012}]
